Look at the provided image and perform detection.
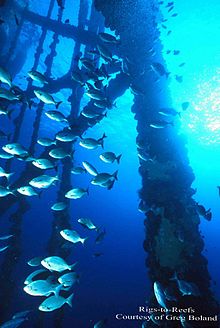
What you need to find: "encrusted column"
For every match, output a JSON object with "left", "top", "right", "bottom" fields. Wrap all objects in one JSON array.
[{"left": 94, "top": 0, "right": 219, "bottom": 326}]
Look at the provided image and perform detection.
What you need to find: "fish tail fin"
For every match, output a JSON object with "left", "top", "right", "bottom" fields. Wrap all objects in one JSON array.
[
  {"left": 69, "top": 261, "right": 78, "bottom": 271},
  {"left": 54, "top": 284, "right": 63, "bottom": 297},
  {"left": 81, "top": 237, "right": 88, "bottom": 245},
  {"left": 100, "top": 138, "right": 104, "bottom": 149},
  {"left": 116, "top": 154, "right": 122, "bottom": 164},
  {"left": 99, "top": 133, "right": 107, "bottom": 148},
  {"left": 10, "top": 189, "right": 17, "bottom": 196},
  {"left": 86, "top": 187, "right": 89, "bottom": 196},
  {"left": 113, "top": 170, "right": 118, "bottom": 180},
  {"left": 66, "top": 293, "right": 74, "bottom": 308},
  {"left": 55, "top": 101, "right": 62, "bottom": 109},
  {"left": 107, "top": 180, "right": 115, "bottom": 190},
  {"left": 6, "top": 172, "right": 14, "bottom": 181}
]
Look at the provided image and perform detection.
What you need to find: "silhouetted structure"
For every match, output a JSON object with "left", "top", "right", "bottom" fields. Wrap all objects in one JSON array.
[{"left": 94, "top": 0, "right": 219, "bottom": 326}]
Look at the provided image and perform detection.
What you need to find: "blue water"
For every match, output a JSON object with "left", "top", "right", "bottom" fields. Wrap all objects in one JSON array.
[
  {"left": 0, "top": 0, "right": 219, "bottom": 327},
  {"left": 160, "top": 0, "right": 220, "bottom": 303}
]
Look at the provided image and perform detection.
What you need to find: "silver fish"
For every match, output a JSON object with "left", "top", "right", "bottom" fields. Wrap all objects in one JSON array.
[
  {"left": 55, "top": 130, "right": 77, "bottom": 142},
  {"left": 151, "top": 62, "right": 170, "bottom": 78},
  {"left": 98, "top": 32, "right": 119, "bottom": 44},
  {"left": 28, "top": 70, "right": 48, "bottom": 84},
  {"left": 45, "top": 110, "right": 68, "bottom": 123},
  {"left": 81, "top": 107, "right": 102, "bottom": 119},
  {"left": 27, "top": 256, "right": 44, "bottom": 267},
  {"left": 82, "top": 161, "right": 98, "bottom": 176},
  {"left": 24, "top": 280, "right": 62, "bottom": 297},
  {"left": 49, "top": 148, "right": 73, "bottom": 159},
  {"left": 0, "top": 151, "right": 14, "bottom": 159},
  {"left": 94, "top": 319, "right": 108, "bottom": 328},
  {"left": 181, "top": 102, "right": 190, "bottom": 111},
  {"left": 65, "top": 187, "right": 89, "bottom": 199},
  {"left": 0, "top": 88, "right": 19, "bottom": 101},
  {"left": 24, "top": 269, "right": 48, "bottom": 285},
  {"left": 85, "top": 90, "right": 106, "bottom": 101},
  {"left": 2, "top": 143, "right": 28, "bottom": 157},
  {"left": 97, "top": 44, "right": 113, "bottom": 62},
  {"left": 51, "top": 202, "right": 67, "bottom": 211},
  {"left": 80, "top": 58, "right": 96, "bottom": 71},
  {"left": 12, "top": 310, "right": 30, "bottom": 320},
  {"left": 99, "top": 152, "right": 122, "bottom": 164},
  {"left": 0, "top": 245, "right": 9, "bottom": 252},
  {"left": 91, "top": 171, "right": 118, "bottom": 186},
  {"left": 17, "top": 186, "right": 39, "bottom": 197},
  {"left": 0, "top": 234, "right": 13, "bottom": 241},
  {"left": 0, "top": 107, "right": 13, "bottom": 118},
  {"left": 37, "top": 137, "right": 56, "bottom": 147},
  {"left": 0, "top": 317, "right": 27, "bottom": 328},
  {"left": 71, "top": 70, "right": 85, "bottom": 86},
  {"left": 60, "top": 229, "right": 88, "bottom": 245},
  {"left": 77, "top": 218, "right": 97, "bottom": 230},
  {"left": 32, "top": 158, "right": 56, "bottom": 170},
  {"left": 58, "top": 272, "right": 79, "bottom": 288},
  {"left": 41, "top": 256, "right": 77, "bottom": 272},
  {"left": 0, "top": 67, "right": 12, "bottom": 87},
  {"left": 38, "top": 293, "right": 74, "bottom": 312},
  {"left": 0, "top": 186, "right": 15, "bottom": 197},
  {"left": 153, "top": 281, "right": 167, "bottom": 309},
  {"left": 34, "top": 90, "right": 62, "bottom": 109},
  {"left": 149, "top": 121, "right": 173, "bottom": 129},
  {"left": 158, "top": 107, "right": 181, "bottom": 117},
  {"left": 29, "top": 174, "right": 59, "bottom": 189},
  {"left": 71, "top": 167, "right": 86, "bottom": 175},
  {"left": 79, "top": 133, "right": 106, "bottom": 150},
  {"left": 171, "top": 273, "right": 200, "bottom": 296}
]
